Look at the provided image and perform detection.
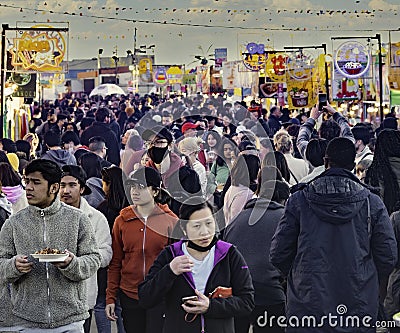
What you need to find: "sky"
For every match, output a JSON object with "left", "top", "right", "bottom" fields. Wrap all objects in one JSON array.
[{"left": 1, "top": 0, "right": 400, "bottom": 68}]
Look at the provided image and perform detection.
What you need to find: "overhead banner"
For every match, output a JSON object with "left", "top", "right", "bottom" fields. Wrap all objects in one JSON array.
[
  {"left": 9, "top": 24, "right": 68, "bottom": 73},
  {"left": 214, "top": 48, "right": 227, "bottom": 70},
  {"left": 334, "top": 41, "right": 371, "bottom": 79},
  {"left": 166, "top": 66, "right": 183, "bottom": 85},
  {"left": 138, "top": 57, "right": 153, "bottom": 84},
  {"left": 210, "top": 66, "right": 224, "bottom": 94},
  {"left": 196, "top": 65, "right": 210, "bottom": 94},
  {"left": 222, "top": 61, "right": 240, "bottom": 89}
]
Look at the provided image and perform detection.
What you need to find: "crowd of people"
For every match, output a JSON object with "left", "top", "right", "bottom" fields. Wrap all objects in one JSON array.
[{"left": 0, "top": 91, "right": 400, "bottom": 333}]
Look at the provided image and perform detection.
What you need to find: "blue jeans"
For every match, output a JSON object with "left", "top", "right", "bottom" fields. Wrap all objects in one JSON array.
[{"left": 94, "top": 292, "right": 125, "bottom": 333}]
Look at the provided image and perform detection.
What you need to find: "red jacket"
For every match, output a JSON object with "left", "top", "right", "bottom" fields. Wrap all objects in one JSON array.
[{"left": 106, "top": 203, "right": 178, "bottom": 303}]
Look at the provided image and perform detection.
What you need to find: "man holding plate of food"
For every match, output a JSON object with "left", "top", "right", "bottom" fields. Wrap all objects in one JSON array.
[{"left": 0, "top": 159, "right": 101, "bottom": 333}]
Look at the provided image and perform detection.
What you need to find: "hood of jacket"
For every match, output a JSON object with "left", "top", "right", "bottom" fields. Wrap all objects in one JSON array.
[
  {"left": 2, "top": 185, "right": 24, "bottom": 205},
  {"left": 0, "top": 194, "right": 12, "bottom": 214},
  {"left": 119, "top": 202, "right": 176, "bottom": 221},
  {"left": 304, "top": 168, "right": 370, "bottom": 225},
  {"left": 170, "top": 239, "right": 232, "bottom": 290},
  {"left": 43, "top": 149, "right": 75, "bottom": 165},
  {"left": 244, "top": 197, "right": 284, "bottom": 211}
]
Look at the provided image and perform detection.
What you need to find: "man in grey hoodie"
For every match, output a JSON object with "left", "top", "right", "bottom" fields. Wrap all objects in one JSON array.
[
  {"left": 0, "top": 159, "right": 101, "bottom": 332},
  {"left": 41, "top": 130, "right": 77, "bottom": 167}
]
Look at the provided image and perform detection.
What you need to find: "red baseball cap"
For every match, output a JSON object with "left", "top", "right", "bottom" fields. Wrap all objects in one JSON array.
[{"left": 181, "top": 122, "right": 198, "bottom": 134}]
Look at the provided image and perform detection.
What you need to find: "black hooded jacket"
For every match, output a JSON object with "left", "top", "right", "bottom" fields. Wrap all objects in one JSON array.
[{"left": 270, "top": 168, "right": 397, "bottom": 332}]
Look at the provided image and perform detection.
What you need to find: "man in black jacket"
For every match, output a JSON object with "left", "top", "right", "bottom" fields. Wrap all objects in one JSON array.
[
  {"left": 267, "top": 106, "right": 282, "bottom": 137},
  {"left": 80, "top": 108, "right": 120, "bottom": 166},
  {"left": 270, "top": 137, "right": 397, "bottom": 333},
  {"left": 142, "top": 125, "right": 202, "bottom": 216}
]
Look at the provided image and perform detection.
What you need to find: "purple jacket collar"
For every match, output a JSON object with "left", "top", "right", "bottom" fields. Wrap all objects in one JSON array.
[{"left": 170, "top": 239, "right": 232, "bottom": 290}]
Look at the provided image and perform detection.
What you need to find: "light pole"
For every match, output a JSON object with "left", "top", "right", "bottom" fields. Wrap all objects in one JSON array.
[
  {"left": 111, "top": 55, "right": 119, "bottom": 84},
  {"left": 97, "top": 48, "right": 103, "bottom": 85}
]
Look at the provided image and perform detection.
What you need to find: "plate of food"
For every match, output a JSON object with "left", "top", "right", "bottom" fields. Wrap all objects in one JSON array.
[{"left": 31, "top": 248, "right": 69, "bottom": 262}]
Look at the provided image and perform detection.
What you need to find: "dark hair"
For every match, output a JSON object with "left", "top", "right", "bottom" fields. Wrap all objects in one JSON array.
[
  {"left": 263, "top": 151, "right": 291, "bottom": 183},
  {"left": 351, "top": 125, "right": 371, "bottom": 145},
  {"left": 306, "top": 138, "right": 329, "bottom": 167},
  {"left": 24, "top": 159, "right": 62, "bottom": 188},
  {"left": 0, "top": 162, "right": 21, "bottom": 186},
  {"left": 325, "top": 137, "right": 356, "bottom": 170},
  {"left": 231, "top": 154, "right": 260, "bottom": 187},
  {"left": 365, "top": 129, "right": 400, "bottom": 214},
  {"left": 89, "top": 136, "right": 106, "bottom": 152},
  {"left": 255, "top": 166, "right": 290, "bottom": 203},
  {"left": 216, "top": 137, "right": 237, "bottom": 167},
  {"left": 0, "top": 138, "right": 17, "bottom": 153},
  {"left": 0, "top": 150, "right": 10, "bottom": 164},
  {"left": 61, "top": 131, "right": 80, "bottom": 146},
  {"left": 101, "top": 166, "right": 129, "bottom": 211},
  {"left": 15, "top": 140, "right": 31, "bottom": 160},
  {"left": 179, "top": 196, "right": 215, "bottom": 230},
  {"left": 204, "top": 130, "right": 222, "bottom": 151},
  {"left": 95, "top": 107, "right": 111, "bottom": 122},
  {"left": 79, "top": 153, "right": 102, "bottom": 178},
  {"left": 319, "top": 119, "right": 340, "bottom": 142}
]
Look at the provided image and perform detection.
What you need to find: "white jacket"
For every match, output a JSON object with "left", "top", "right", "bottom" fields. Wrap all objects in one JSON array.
[{"left": 79, "top": 198, "right": 112, "bottom": 309}]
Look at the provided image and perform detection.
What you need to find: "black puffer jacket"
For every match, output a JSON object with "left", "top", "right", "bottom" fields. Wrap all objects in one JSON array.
[{"left": 270, "top": 168, "right": 397, "bottom": 332}]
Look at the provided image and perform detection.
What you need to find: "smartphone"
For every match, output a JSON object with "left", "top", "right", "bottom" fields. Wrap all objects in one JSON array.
[
  {"left": 182, "top": 296, "right": 198, "bottom": 304},
  {"left": 318, "top": 93, "right": 327, "bottom": 111}
]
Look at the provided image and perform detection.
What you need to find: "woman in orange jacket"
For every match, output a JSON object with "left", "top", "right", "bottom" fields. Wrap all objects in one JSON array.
[{"left": 105, "top": 167, "right": 178, "bottom": 333}]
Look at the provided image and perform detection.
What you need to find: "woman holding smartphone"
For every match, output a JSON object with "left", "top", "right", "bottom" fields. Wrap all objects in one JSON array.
[{"left": 138, "top": 197, "right": 254, "bottom": 333}]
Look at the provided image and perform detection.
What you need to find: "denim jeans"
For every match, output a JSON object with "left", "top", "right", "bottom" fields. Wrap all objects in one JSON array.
[{"left": 94, "top": 292, "right": 125, "bottom": 333}]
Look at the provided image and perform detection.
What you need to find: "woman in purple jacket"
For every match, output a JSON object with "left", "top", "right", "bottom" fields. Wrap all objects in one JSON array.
[{"left": 138, "top": 197, "right": 254, "bottom": 333}]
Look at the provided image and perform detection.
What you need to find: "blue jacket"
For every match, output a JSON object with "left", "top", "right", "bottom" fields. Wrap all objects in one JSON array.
[
  {"left": 270, "top": 168, "right": 397, "bottom": 332},
  {"left": 138, "top": 239, "right": 254, "bottom": 333}
]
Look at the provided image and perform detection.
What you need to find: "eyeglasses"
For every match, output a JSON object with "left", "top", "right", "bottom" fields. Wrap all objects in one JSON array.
[{"left": 145, "top": 139, "right": 169, "bottom": 148}]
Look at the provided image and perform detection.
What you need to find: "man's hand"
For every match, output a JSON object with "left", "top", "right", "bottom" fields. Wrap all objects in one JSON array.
[
  {"left": 105, "top": 303, "right": 118, "bottom": 321},
  {"left": 310, "top": 106, "right": 323, "bottom": 120},
  {"left": 322, "top": 103, "right": 337, "bottom": 116},
  {"left": 15, "top": 255, "right": 33, "bottom": 274},
  {"left": 53, "top": 249, "right": 74, "bottom": 268},
  {"left": 169, "top": 255, "right": 194, "bottom": 275},
  {"left": 182, "top": 289, "right": 210, "bottom": 314}
]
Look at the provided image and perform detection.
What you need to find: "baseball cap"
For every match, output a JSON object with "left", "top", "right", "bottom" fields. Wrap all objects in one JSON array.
[
  {"left": 141, "top": 125, "right": 173, "bottom": 144},
  {"left": 61, "top": 165, "right": 92, "bottom": 195},
  {"left": 126, "top": 167, "right": 162, "bottom": 188},
  {"left": 181, "top": 122, "right": 198, "bottom": 134}
]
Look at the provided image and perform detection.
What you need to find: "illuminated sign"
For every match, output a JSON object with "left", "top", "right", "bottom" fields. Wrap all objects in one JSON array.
[{"left": 9, "top": 25, "right": 67, "bottom": 72}]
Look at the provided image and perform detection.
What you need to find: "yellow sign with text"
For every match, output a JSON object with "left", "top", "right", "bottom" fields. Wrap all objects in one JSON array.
[{"left": 10, "top": 25, "right": 67, "bottom": 73}]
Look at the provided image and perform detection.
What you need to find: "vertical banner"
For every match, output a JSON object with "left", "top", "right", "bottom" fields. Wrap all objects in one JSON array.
[
  {"left": 138, "top": 57, "right": 153, "bottom": 84},
  {"left": 214, "top": 48, "right": 227, "bottom": 70},
  {"left": 222, "top": 61, "right": 240, "bottom": 89},
  {"left": 196, "top": 66, "right": 210, "bottom": 94},
  {"left": 210, "top": 66, "right": 224, "bottom": 94},
  {"left": 287, "top": 79, "right": 313, "bottom": 109}
]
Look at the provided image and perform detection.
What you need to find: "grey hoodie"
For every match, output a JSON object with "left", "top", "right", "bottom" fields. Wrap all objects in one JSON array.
[
  {"left": 0, "top": 197, "right": 101, "bottom": 329},
  {"left": 41, "top": 149, "right": 77, "bottom": 167}
]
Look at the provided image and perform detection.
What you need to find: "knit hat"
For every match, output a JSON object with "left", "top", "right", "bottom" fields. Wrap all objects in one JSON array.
[{"left": 6, "top": 153, "right": 19, "bottom": 172}]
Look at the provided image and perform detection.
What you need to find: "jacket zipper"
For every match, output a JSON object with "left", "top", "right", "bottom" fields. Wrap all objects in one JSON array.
[
  {"left": 41, "top": 210, "right": 51, "bottom": 325},
  {"left": 142, "top": 217, "right": 147, "bottom": 280}
]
